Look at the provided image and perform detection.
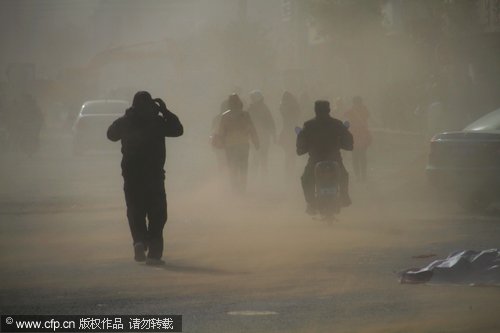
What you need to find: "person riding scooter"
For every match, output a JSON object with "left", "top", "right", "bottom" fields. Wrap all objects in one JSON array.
[{"left": 296, "top": 100, "right": 353, "bottom": 215}]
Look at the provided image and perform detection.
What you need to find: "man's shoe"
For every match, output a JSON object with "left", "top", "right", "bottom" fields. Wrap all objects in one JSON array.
[
  {"left": 146, "top": 258, "right": 166, "bottom": 266},
  {"left": 134, "top": 243, "right": 146, "bottom": 262}
]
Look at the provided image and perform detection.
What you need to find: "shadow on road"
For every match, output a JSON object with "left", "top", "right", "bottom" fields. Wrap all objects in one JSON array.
[{"left": 144, "top": 260, "right": 250, "bottom": 276}]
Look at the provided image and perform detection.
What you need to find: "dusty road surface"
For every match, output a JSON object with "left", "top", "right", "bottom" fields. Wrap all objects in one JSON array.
[{"left": 1, "top": 132, "right": 499, "bottom": 333}]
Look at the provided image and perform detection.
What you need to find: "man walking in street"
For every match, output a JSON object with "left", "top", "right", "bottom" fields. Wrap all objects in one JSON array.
[{"left": 107, "top": 91, "right": 183, "bottom": 265}]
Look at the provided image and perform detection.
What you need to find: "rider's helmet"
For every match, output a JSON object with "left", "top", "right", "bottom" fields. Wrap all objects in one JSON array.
[{"left": 314, "top": 100, "right": 330, "bottom": 116}]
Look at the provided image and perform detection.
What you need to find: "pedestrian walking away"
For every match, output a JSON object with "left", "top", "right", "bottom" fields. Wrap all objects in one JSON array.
[
  {"left": 279, "top": 91, "right": 301, "bottom": 181},
  {"left": 344, "top": 96, "right": 371, "bottom": 182},
  {"left": 247, "top": 90, "right": 276, "bottom": 179},
  {"left": 216, "top": 93, "right": 259, "bottom": 193}
]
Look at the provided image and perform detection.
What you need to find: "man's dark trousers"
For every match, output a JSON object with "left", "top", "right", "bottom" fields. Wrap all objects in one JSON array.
[{"left": 124, "top": 177, "right": 167, "bottom": 259}]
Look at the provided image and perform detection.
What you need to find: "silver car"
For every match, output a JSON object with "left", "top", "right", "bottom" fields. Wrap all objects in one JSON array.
[
  {"left": 72, "top": 100, "right": 128, "bottom": 155},
  {"left": 427, "top": 108, "right": 500, "bottom": 211}
]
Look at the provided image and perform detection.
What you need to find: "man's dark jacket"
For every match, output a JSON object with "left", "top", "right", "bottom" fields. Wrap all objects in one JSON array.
[
  {"left": 107, "top": 106, "right": 183, "bottom": 179},
  {"left": 296, "top": 114, "right": 353, "bottom": 163}
]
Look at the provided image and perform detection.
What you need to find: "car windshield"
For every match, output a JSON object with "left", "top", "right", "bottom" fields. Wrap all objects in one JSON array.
[
  {"left": 463, "top": 108, "right": 500, "bottom": 132},
  {"left": 81, "top": 101, "right": 128, "bottom": 115}
]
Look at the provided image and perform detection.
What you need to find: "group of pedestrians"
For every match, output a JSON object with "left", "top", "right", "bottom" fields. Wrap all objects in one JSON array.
[
  {"left": 107, "top": 90, "right": 371, "bottom": 265},
  {"left": 212, "top": 90, "right": 372, "bottom": 193},
  {"left": 211, "top": 90, "right": 303, "bottom": 193}
]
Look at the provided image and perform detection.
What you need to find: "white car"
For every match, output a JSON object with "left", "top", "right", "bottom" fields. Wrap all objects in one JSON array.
[
  {"left": 72, "top": 100, "right": 128, "bottom": 154},
  {"left": 427, "top": 107, "right": 500, "bottom": 211}
]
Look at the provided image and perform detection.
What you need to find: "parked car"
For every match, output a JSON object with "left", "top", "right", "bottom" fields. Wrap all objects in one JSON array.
[
  {"left": 426, "top": 108, "right": 500, "bottom": 211},
  {"left": 72, "top": 100, "right": 128, "bottom": 155}
]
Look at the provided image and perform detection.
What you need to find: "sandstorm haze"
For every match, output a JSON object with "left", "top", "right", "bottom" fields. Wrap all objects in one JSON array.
[
  {"left": 0, "top": 0, "right": 282, "bottom": 113},
  {"left": 1, "top": 0, "right": 499, "bottom": 131},
  {"left": 2, "top": 0, "right": 500, "bottom": 130},
  {"left": 1, "top": 1, "right": 500, "bottom": 332},
  {"left": 1, "top": 0, "right": 500, "bottom": 196}
]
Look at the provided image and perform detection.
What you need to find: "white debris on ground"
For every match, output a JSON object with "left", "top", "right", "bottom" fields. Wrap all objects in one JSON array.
[{"left": 400, "top": 249, "right": 500, "bottom": 286}]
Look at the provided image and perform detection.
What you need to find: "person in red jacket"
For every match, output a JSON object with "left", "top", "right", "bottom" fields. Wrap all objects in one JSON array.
[{"left": 344, "top": 96, "right": 372, "bottom": 182}]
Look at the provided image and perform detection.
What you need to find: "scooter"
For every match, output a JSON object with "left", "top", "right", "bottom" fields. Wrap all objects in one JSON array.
[
  {"left": 295, "top": 126, "right": 345, "bottom": 222},
  {"left": 314, "top": 160, "right": 341, "bottom": 222}
]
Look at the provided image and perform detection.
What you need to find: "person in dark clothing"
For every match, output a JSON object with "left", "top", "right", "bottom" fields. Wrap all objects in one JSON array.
[
  {"left": 216, "top": 93, "right": 259, "bottom": 193},
  {"left": 107, "top": 91, "right": 183, "bottom": 265},
  {"left": 6, "top": 93, "right": 43, "bottom": 155},
  {"left": 247, "top": 90, "right": 275, "bottom": 178},
  {"left": 296, "top": 100, "right": 353, "bottom": 215}
]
